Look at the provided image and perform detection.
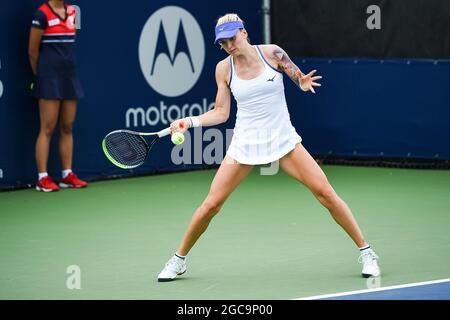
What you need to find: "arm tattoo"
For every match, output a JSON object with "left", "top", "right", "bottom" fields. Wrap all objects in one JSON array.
[{"left": 272, "top": 47, "right": 304, "bottom": 89}]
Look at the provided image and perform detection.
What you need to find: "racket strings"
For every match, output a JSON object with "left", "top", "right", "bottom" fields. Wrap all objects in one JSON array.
[{"left": 104, "top": 132, "right": 149, "bottom": 168}]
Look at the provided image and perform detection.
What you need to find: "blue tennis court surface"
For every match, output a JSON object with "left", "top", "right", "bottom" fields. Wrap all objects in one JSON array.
[{"left": 297, "top": 279, "right": 450, "bottom": 300}]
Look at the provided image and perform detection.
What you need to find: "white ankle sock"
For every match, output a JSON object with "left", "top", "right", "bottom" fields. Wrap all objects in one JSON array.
[
  {"left": 359, "top": 245, "right": 371, "bottom": 252},
  {"left": 38, "top": 172, "right": 48, "bottom": 180},
  {"left": 62, "top": 169, "right": 72, "bottom": 178},
  {"left": 175, "top": 252, "right": 186, "bottom": 260}
]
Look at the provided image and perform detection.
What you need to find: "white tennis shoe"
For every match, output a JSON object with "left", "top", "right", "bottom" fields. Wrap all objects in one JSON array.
[
  {"left": 157, "top": 255, "right": 187, "bottom": 282},
  {"left": 359, "top": 248, "right": 381, "bottom": 278}
]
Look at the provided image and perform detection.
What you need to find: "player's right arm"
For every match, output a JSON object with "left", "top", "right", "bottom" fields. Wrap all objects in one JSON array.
[
  {"left": 171, "top": 59, "right": 231, "bottom": 132},
  {"left": 198, "top": 59, "right": 231, "bottom": 126},
  {"left": 29, "top": 11, "right": 46, "bottom": 75}
]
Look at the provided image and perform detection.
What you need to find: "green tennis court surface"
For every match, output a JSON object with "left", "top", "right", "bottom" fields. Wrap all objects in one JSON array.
[{"left": 1, "top": 166, "right": 449, "bottom": 299}]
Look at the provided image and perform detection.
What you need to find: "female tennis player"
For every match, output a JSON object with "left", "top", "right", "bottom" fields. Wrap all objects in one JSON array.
[
  {"left": 29, "top": 0, "right": 87, "bottom": 192},
  {"left": 158, "top": 13, "right": 380, "bottom": 281}
]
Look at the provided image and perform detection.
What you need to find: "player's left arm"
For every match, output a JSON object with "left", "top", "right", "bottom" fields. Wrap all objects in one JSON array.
[{"left": 264, "top": 44, "right": 322, "bottom": 93}]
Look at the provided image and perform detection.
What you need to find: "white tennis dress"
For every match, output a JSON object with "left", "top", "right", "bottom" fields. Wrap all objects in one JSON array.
[{"left": 226, "top": 45, "right": 302, "bottom": 165}]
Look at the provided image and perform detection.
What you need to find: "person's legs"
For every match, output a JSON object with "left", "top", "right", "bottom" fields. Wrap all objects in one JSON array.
[
  {"left": 279, "top": 143, "right": 367, "bottom": 248},
  {"left": 158, "top": 156, "right": 253, "bottom": 281},
  {"left": 36, "top": 99, "right": 60, "bottom": 173},
  {"left": 279, "top": 144, "right": 380, "bottom": 277},
  {"left": 58, "top": 100, "right": 87, "bottom": 188},
  {"left": 177, "top": 156, "right": 253, "bottom": 256},
  {"left": 59, "top": 99, "right": 77, "bottom": 171}
]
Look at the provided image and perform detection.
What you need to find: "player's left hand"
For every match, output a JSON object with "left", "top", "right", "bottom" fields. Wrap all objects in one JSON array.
[{"left": 297, "top": 69, "right": 322, "bottom": 94}]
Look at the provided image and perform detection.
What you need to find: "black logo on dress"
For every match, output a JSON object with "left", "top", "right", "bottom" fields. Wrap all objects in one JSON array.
[{"left": 266, "top": 75, "right": 276, "bottom": 82}]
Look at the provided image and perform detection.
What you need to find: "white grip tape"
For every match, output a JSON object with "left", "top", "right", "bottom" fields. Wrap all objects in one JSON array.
[{"left": 158, "top": 127, "right": 172, "bottom": 137}]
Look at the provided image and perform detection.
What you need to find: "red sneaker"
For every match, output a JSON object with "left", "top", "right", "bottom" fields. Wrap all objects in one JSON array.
[
  {"left": 59, "top": 172, "right": 88, "bottom": 189},
  {"left": 36, "top": 176, "right": 60, "bottom": 192}
]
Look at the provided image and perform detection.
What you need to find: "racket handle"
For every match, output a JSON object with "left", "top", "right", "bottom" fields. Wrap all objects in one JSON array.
[{"left": 157, "top": 127, "right": 172, "bottom": 138}]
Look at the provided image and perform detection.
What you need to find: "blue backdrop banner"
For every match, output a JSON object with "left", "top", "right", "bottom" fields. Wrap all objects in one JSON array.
[
  {"left": 286, "top": 58, "right": 450, "bottom": 160},
  {"left": 1, "top": 1, "right": 449, "bottom": 189},
  {"left": 0, "top": 0, "right": 262, "bottom": 189}
]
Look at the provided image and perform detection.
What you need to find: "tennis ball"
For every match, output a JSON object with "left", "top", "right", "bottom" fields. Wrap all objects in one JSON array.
[{"left": 171, "top": 132, "right": 185, "bottom": 145}]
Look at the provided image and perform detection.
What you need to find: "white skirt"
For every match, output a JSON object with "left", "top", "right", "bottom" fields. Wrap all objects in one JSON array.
[{"left": 226, "top": 124, "right": 302, "bottom": 165}]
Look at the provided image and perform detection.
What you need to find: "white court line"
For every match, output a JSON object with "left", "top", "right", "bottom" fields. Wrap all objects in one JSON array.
[{"left": 293, "top": 278, "right": 450, "bottom": 300}]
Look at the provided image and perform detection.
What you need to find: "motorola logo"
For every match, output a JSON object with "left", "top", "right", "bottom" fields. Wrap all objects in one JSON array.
[{"left": 139, "top": 6, "right": 205, "bottom": 97}]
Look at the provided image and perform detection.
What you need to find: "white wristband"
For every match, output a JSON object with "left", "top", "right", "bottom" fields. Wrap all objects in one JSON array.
[{"left": 188, "top": 116, "right": 201, "bottom": 128}]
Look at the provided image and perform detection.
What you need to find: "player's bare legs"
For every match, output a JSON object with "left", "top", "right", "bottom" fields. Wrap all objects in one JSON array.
[
  {"left": 279, "top": 143, "right": 367, "bottom": 248},
  {"left": 177, "top": 156, "right": 253, "bottom": 256},
  {"left": 36, "top": 99, "right": 60, "bottom": 173},
  {"left": 59, "top": 100, "right": 77, "bottom": 170},
  {"left": 158, "top": 156, "right": 253, "bottom": 281}
]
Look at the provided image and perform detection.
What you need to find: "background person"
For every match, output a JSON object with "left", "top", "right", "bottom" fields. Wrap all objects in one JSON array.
[{"left": 29, "top": 0, "right": 87, "bottom": 192}]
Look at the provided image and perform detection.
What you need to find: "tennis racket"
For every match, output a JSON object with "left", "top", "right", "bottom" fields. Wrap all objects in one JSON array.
[{"left": 102, "top": 127, "right": 172, "bottom": 169}]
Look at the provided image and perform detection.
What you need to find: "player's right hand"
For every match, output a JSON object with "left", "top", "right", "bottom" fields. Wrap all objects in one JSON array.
[{"left": 170, "top": 118, "right": 189, "bottom": 134}]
